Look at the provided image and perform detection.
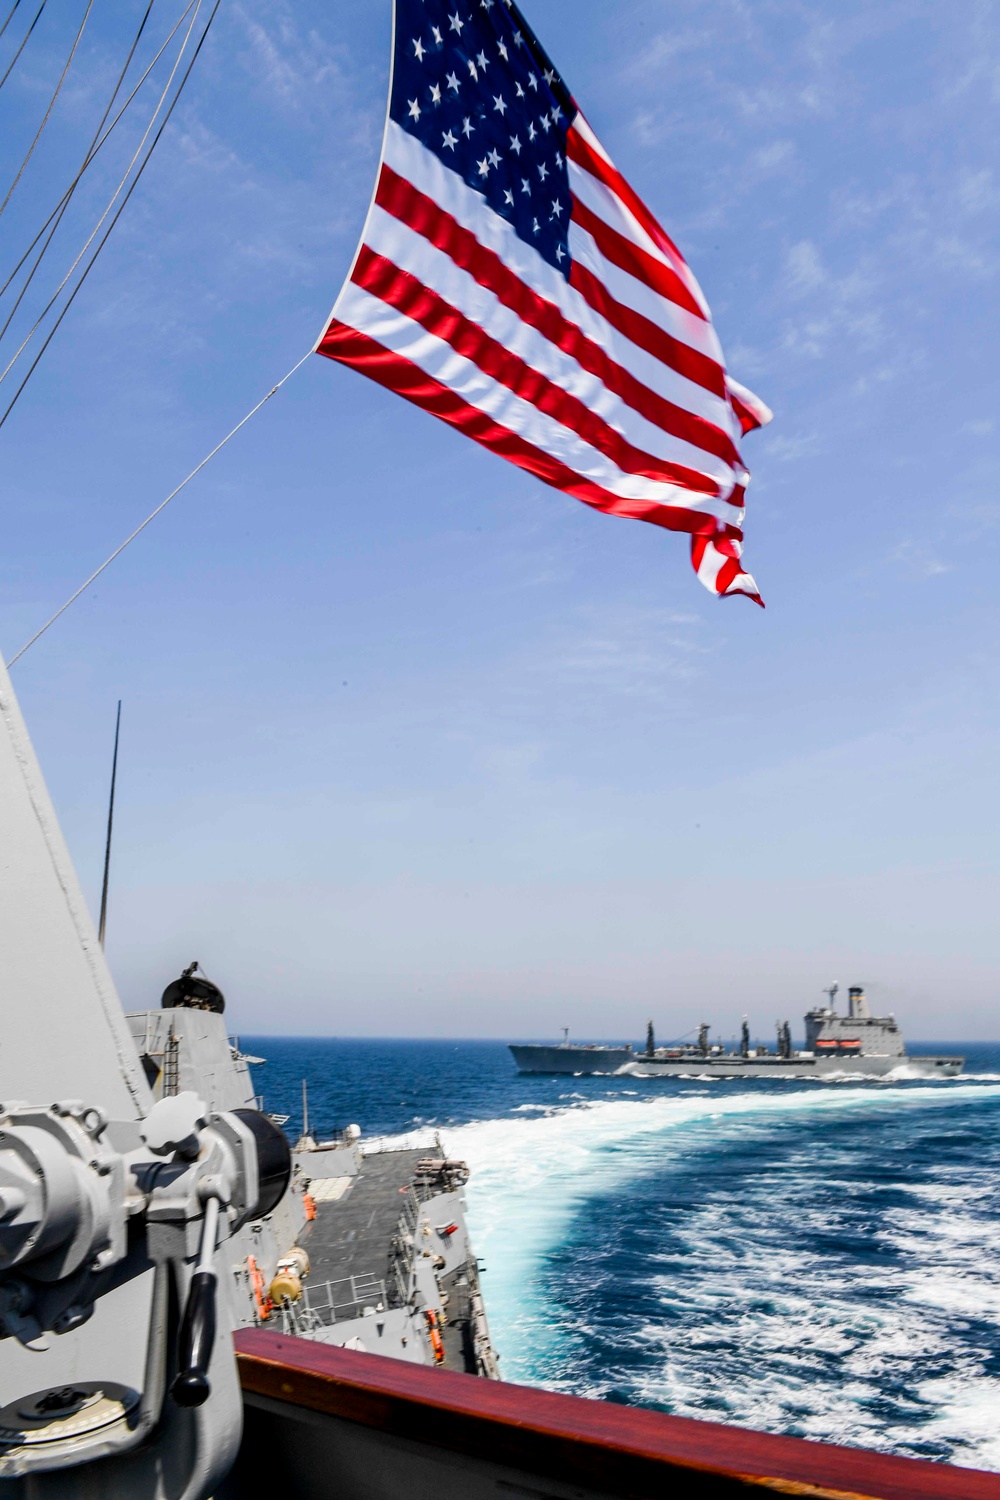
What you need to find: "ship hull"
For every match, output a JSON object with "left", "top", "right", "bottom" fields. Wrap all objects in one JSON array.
[
  {"left": 509, "top": 1044, "right": 634, "bottom": 1074},
  {"left": 623, "top": 1055, "right": 963, "bottom": 1079}
]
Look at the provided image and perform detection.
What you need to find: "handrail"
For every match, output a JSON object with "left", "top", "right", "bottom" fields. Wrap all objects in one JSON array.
[{"left": 235, "top": 1329, "right": 1000, "bottom": 1500}]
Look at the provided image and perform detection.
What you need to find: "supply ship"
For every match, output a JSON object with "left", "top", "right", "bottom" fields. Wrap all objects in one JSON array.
[{"left": 511, "top": 987, "right": 964, "bottom": 1078}]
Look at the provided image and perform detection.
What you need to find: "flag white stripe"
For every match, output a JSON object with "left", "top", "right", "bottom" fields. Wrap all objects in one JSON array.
[
  {"left": 334, "top": 281, "right": 747, "bottom": 526},
  {"left": 364, "top": 200, "right": 735, "bottom": 438},
  {"left": 363, "top": 204, "right": 739, "bottom": 486},
  {"left": 382, "top": 123, "right": 724, "bottom": 367},
  {"left": 567, "top": 217, "right": 726, "bottom": 372},
  {"left": 570, "top": 114, "right": 709, "bottom": 307},
  {"left": 569, "top": 159, "right": 688, "bottom": 281}
]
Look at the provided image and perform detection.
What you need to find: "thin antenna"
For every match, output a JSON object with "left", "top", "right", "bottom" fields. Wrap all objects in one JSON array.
[
  {"left": 301, "top": 1078, "right": 309, "bottom": 1139},
  {"left": 98, "top": 699, "right": 121, "bottom": 948}
]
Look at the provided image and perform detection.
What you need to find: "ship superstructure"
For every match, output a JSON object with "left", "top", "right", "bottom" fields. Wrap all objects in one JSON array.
[{"left": 128, "top": 971, "right": 498, "bottom": 1381}]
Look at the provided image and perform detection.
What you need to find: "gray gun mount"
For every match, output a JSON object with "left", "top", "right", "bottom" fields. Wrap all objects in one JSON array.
[{"left": 0, "top": 1089, "right": 289, "bottom": 1493}]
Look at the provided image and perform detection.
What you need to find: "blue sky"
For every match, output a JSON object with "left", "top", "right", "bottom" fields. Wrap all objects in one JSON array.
[{"left": 2, "top": 0, "right": 999, "bottom": 1039}]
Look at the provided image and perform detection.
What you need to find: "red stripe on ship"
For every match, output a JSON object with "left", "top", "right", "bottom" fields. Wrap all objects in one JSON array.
[
  {"left": 374, "top": 166, "right": 733, "bottom": 436},
  {"left": 317, "top": 323, "right": 730, "bottom": 537},
  {"left": 350, "top": 246, "right": 725, "bottom": 496},
  {"left": 570, "top": 197, "right": 707, "bottom": 323}
]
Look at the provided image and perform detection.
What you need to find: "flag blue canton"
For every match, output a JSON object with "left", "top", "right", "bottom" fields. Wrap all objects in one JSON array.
[{"left": 391, "top": 0, "right": 574, "bottom": 275}]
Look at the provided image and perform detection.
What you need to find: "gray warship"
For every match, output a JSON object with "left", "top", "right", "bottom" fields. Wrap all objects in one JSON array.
[{"left": 511, "top": 987, "right": 963, "bottom": 1078}]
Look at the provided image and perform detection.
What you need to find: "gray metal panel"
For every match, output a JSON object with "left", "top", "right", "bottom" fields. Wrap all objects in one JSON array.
[{"left": 0, "top": 659, "right": 149, "bottom": 1118}]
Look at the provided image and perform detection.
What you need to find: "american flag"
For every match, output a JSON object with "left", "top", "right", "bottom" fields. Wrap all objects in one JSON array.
[{"left": 316, "top": 0, "right": 772, "bottom": 604}]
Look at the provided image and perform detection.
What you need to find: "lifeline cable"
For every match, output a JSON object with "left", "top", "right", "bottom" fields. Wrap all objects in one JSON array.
[
  {"left": 6, "top": 351, "right": 314, "bottom": 667},
  {"left": 0, "top": 0, "right": 197, "bottom": 311},
  {"left": 0, "top": 0, "right": 199, "bottom": 376},
  {"left": 0, "top": 0, "right": 43, "bottom": 94},
  {"left": 0, "top": 0, "right": 93, "bottom": 222},
  {"left": 0, "top": 0, "right": 217, "bottom": 421},
  {"left": 0, "top": 0, "right": 157, "bottom": 344},
  {"left": 0, "top": 0, "right": 24, "bottom": 44}
]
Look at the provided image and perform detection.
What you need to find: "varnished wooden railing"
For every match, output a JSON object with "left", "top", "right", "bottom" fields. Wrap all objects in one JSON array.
[{"left": 234, "top": 1328, "right": 1000, "bottom": 1499}]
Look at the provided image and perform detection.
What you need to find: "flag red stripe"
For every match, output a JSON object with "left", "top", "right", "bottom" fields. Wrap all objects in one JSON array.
[
  {"left": 570, "top": 197, "right": 707, "bottom": 322},
  {"left": 317, "top": 323, "right": 724, "bottom": 536},
  {"left": 727, "top": 388, "right": 764, "bottom": 436},
  {"left": 375, "top": 165, "right": 730, "bottom": 421},
  {"left": 566, "top": 124, "right": 694, "bottom": 290},
  {"left": 714, "top": 555, "right": 743, "bottom": 595},
  {"left": 350, "top": 246, "right": 724, "bottom": 494},
  {"left": 566, "top": 260, "right": 726, "bottom": 403}
]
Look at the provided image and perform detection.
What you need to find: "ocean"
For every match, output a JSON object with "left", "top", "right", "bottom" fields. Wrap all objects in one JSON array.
[{"left": 242, "top": 1037, "right": 1000, "bottom": 1472}]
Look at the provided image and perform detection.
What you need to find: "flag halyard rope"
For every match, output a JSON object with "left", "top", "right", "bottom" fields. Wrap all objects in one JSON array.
[{"left": 6, "top": 351, "right": 313, "bottom": 667}]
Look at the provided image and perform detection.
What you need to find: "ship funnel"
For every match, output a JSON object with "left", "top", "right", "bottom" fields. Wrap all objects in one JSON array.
[{"left": 848, "top": 986, "right": 870, "bottom": 1019}]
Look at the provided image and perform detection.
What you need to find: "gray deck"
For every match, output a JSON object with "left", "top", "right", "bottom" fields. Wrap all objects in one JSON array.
[
  {"left": 297, "top": 1147, "right": 481, "bottom": 1374},
  {"left": 301, "top": 1147, "right": 427, "bottom": 1293}
]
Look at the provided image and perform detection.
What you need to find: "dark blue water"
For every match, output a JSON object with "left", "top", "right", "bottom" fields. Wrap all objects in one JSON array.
[{"left": 244, "top": 1038, "right": 1000, "bottom": 1469}]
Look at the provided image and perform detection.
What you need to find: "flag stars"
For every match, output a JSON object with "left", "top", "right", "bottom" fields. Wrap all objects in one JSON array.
[{"left": 393, "top": 0, "right": 571, "bottom": 275}]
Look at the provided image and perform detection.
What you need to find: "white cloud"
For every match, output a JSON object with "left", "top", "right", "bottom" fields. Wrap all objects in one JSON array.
[{"left": 889, "top": 541, "right": 953, "bottom": 580}]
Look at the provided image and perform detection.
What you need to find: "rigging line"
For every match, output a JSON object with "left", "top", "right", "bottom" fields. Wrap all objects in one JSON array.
[
  {"left": 0, "top": 0, "right": 206, "bottom": 396},
  {"left": 0, "top": 0, "right": 24, "bottom": 45},
  {"left": 0, "top": 0, "right": 93, "bottom": 221},
  {"left": 0, "top": 0, "right": 158, "bottom": 345},
  {"left": 5, "top": 350, "right": 314, "bottom": 668},
  {"left": 0, "top": 0, "right": 43, "bottom": 93},
  {"left": 0, "top": 0, "right": 197, "bottom": 308}
]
